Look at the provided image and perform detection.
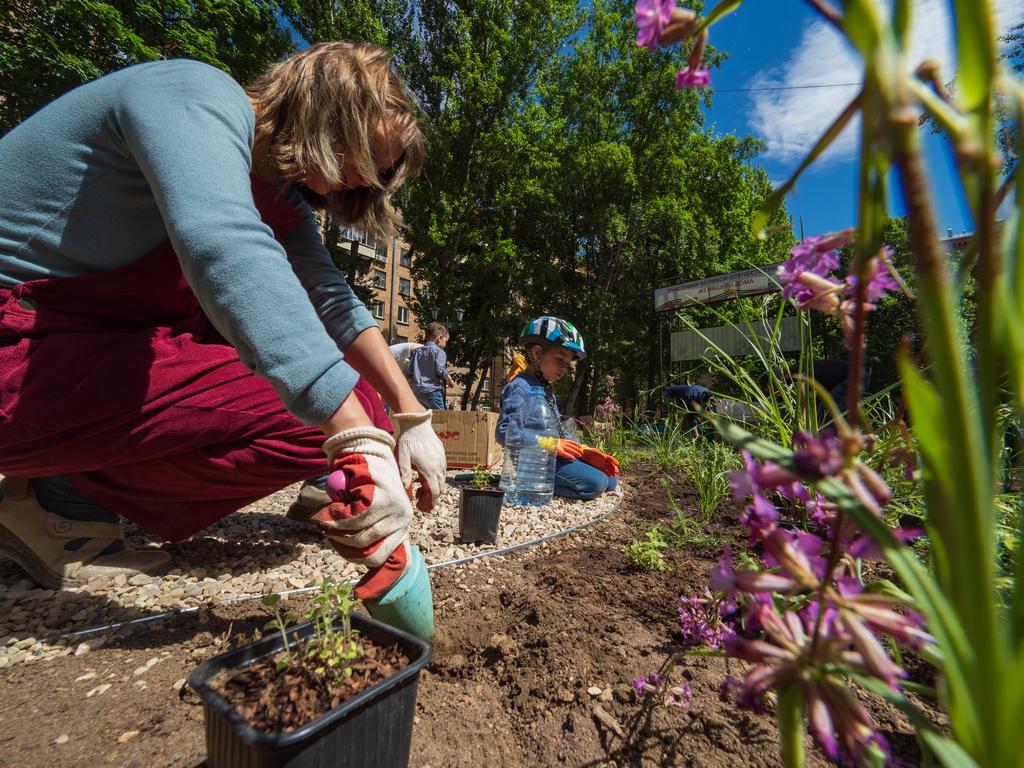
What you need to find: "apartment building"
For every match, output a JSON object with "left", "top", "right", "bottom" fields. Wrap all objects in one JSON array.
[{"left": 339, "top": 227, "right": 421, "bottom": 345}]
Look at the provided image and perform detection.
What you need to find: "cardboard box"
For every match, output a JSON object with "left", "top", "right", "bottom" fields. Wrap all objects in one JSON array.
[{"left": 432, "top": 410, "right": 502, "bottom": 469}]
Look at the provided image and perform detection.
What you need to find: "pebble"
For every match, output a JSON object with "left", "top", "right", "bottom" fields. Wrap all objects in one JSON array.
[
  {"left": 54, "top": 734, "right": 70, "bottom": 745},
  {"left": 0, "top": 476, "right": 621, "bottom": 668},
  {"left": 587, "top": 686, "right": 603, "bottom": 697},
  {"left": 86, "top": 683, "right": 112, "bottom": 697},
  {"left": 117, "top": 730, "right": 140, "bottom": 744},
  {"left": 74, "top": 637, "right": 107, "bottom": 656}
]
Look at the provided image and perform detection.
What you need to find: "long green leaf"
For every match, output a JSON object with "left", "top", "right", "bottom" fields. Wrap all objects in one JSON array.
[
  {"left": 949, "top": 0, "right": 996, "bottom": 113},
  {"left": 850, "top": 673, "right": 979, "bottom": 768},
  {"left": 693, "top": 0, "right": 743, "bottom": 35},
  {"left": 776, "top": 684, "right": 805, "bottom": 768}
]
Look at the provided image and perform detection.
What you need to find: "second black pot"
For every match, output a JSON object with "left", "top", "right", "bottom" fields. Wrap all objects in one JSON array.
[{"left": 458, "top": 486, "right": 504, "bottom": 543}]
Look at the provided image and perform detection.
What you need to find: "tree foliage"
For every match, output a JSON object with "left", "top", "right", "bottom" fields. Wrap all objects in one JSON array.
[{"left": 0, "top": 0, "right": 293, "bottom": 133}]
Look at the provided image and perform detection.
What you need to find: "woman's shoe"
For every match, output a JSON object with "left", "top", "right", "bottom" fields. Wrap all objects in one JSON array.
[
  {"left": 286, "top": 480, "right": 331, "bottom": 523},
  {"left": 0, "top": 477, "right": 171, "bottom": 589}
]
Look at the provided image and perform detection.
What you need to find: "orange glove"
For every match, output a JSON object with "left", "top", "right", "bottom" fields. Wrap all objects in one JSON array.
[
  {"left": 579, "top": 446, "right": 620, "bottom": 477},
  {"left": 312, "top": 428, "right": 414, "bottom": 601},
  {"left": 555, "top": 438, "right": 584, "bottom": 461},
  {"left": 536, "top": 436, "right": 584, "bottom": 460}
]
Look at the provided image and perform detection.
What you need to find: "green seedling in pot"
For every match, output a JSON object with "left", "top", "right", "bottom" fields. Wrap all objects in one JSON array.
[
  {"left": 470, "top": 463, "right": 493, "bottom": 490},
  {"left": 261, "top": 580, "right": 365, "bottom": 683},
  {"left": 302, "top": 579, "right": 364, "bottom": 683},
  {"left": 261, "top": 593, "right": 299, "bottom": 672}
]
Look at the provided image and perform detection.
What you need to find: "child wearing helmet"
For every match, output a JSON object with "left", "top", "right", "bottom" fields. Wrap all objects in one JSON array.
[{"left": 495, "top": 316, "right": 619, "bottom": 501}]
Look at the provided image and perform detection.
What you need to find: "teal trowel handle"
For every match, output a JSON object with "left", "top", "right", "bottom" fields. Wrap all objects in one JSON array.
[{"left": 326, "top": 467, "right": 435, "bottom": 641}]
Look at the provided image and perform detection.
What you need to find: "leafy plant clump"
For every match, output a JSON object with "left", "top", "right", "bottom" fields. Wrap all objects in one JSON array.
[
  {"left": 622, "top": 527, "right": 671, "bottom": 572},
  {"left": 469, "top": 463, "right": 495, "bottom": 490},
  {"left": 680, "top": 440, "right": 743, "bottom": 522},
  {"left": 262, "top": 579, "right": 364, "bottom": 685}
]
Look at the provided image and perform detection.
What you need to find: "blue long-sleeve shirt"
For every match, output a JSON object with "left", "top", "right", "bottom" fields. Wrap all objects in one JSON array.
[
  {"left": 495, "top": 373, "right": 560, "bottom": 446},
  {"left": 409, "top": 341, "right": 447, "bottom": 394},
  {"left": 0, "top": 60, "right": 376, "bottom": 426}
]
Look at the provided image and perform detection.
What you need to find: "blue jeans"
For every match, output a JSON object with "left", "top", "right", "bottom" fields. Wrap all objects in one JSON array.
[
  {"left": 554, "top": 458, "right": 618, "bottom": 501},
  {"left": 414, "top": 388, "right": 445, "bottom": 410}
]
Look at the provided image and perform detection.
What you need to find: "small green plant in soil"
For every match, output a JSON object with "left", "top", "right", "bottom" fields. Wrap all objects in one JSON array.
[
  {"left": 262, "top": 579, "right": 364, "bottom": 684},
  {"left": 680, "top": 441, "right": 742, "bottom": 523},
  {"left": 622, "top": 527, "right": 670, "bottom": 572},
  {"left": 469, "top": 463, "right": 494, "bottom": 489},
  {"left": 660, "top": 480, "right": 725, "bottom": 550}
]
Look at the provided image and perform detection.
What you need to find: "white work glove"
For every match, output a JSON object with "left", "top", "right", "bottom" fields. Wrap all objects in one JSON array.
[
  {"left": 392, "top": 410, "right": 447, "bottom": 512},
  {"left": 312, "top": 427, "right": 413, "bottom": 571}
]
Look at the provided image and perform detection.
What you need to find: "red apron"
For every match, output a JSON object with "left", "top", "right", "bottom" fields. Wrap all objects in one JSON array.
[{"left": 0, "top": 175, "right": 391, "bottom": 541}]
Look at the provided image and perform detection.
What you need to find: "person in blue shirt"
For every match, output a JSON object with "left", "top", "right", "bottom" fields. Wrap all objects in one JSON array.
[
  {"left": 0, "top": 43, "right": 447, "bottom": 599},
  {"left": 665, "top": 380, "right": 716, "bottom": 434},
  {"left": 496, "top": 317, "right": 619, "bottom": 501},
  {"left": 409, "top": 323, "right": 456, "bottom": 410}
]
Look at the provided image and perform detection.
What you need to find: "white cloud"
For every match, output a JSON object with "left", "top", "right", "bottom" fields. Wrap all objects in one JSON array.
[{"left": 748, "top": 0, "right": 1024, "bottom": 165}]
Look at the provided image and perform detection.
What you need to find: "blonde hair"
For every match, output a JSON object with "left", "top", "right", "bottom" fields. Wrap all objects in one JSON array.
[{"left": 246, "top": 42, "right": 424, "bottom": 239}]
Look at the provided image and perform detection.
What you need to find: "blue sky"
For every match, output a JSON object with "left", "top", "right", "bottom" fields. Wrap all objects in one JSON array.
[{"left": 701, "top": 0, "right": 1022, "bottom": 238}]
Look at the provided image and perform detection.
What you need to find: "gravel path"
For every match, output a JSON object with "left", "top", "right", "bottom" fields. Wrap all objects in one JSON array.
[{"left": 0, "top": 475, "right": 622, "bottom": 668}]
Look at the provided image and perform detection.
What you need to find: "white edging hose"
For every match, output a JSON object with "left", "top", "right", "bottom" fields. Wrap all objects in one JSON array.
[{"left": 49, "top": 493, "right": 623, "bottom": 643}]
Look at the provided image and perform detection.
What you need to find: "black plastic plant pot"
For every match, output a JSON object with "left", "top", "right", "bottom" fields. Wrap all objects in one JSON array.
[
  {"left": 188, "top": 612, "right": 432, "bottom": 768},
  {"left": 459, "top": 486, "right": 504, "bottom": 544}
]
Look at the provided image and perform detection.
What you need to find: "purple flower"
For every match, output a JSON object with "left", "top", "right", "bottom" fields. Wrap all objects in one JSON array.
[
  {"left": 791, "top": 430, "right": 845, "bottom": 479},
  {"left": 710, "top": 546, "right": 798, "bottom": 594},
  {"left": 666, "top": 683, "right": 692, "bottom": 708},
  {"left": 760, "top": 529, "right": 825, "bottom": 587},
  {"left": 632, "top": 673, "right": 665, "bottom": 697},
  {"left": 730, "top": 450, "right": 800, "bottom": 502},
  {"left": 678, "top": 591, "right": 736, "bottom": 648},
  {"left": 676, "top": 67, "right": 711, "bottom": 89},
  {"left": 634, "top": 0, "right": 674, "bottom": 50},
  {"left": 739, "top": 493, "right": 779, "bottom": 543},
  {"left": 846, "top": 247, "right": 899, "bottom": 303}
]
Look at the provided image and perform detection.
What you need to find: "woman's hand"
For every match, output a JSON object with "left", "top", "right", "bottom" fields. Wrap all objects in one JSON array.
[
  {"left": 312, "top": 427, "right": 414, "bottom": 600},
  {"left": 391, "top": 411, "right": 447, "bottom": 512}
]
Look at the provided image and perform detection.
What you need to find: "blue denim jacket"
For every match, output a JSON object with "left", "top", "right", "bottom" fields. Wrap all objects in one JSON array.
[{"left": 495, "top": 372, "right": 560, "bottom": 446}]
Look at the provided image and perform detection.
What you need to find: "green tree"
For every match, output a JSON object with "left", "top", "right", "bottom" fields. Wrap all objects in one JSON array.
[
  {"left": 516, "top": 0, "right": 792, "bottom": 415},
  {"left": 0, "top": 0, "right": 292, "bottom": 133},
  {"left": 396, "top": 0, "right": 581, "bottom": 408}
]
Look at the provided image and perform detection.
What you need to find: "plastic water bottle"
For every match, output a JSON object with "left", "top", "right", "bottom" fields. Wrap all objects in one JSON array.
[
  {"left": 499, "top": 411, "right": 521, "bottom": 504},
  {"left": 513, "top": 386, "right": 558, "bottom": 506}
]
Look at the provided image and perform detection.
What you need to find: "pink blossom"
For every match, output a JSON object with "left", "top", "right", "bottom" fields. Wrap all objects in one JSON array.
[
  {"left": 739, "top": 493, "right": 779, "bottom": 543},
  {"left": 678, "top": 591, "right": 735, "bottom": 648},
  {"left": 634, "top": 0, "right": 675, "bottom": 51},
  {"left": 791, "top": 430, "right": 845, "bottom": 479},
  {"left": 676, "top": 67, "right": 711, "bottom": 89},
  {"left": 710, "top": 546, "right": 798, "bottom": 594},
  {"left": 666, "top": 684, "right": 692, "bottom": 708},
  {"left": 846, "top": 247, "right": 899, "bottom": 302},
  {"left": 632, "top": 673, "right": 665, "bottom": 697}
]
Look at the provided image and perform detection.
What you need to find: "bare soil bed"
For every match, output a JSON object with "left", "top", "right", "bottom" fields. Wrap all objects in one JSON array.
[{"left": 0, "top": 465, "right": 922, "bottom": 767}]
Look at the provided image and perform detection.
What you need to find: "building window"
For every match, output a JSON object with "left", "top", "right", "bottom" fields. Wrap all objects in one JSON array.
[
  {"left": 481, "top": 376, "right": 490, "bottom": 391},
  {"left": 341, "top": 226, "right": 380, "bottom": 251},
  {"left": 373, "top": 269, "right": 386, "bottom": 289},
  {"left": 399, "top": 248, "right": 412, "bottom": 268},
  {"left": 397, "top": 306, "right": 409, "bottom": 325},
  {"left": 372, "top": 301, "right": 385, "bottom": 319},
  {"left": 398, "top": 277, "right": 411, "bottom": 296},
  {"left": 396, "top": 334, "right": 409, "bottom": 344}
]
